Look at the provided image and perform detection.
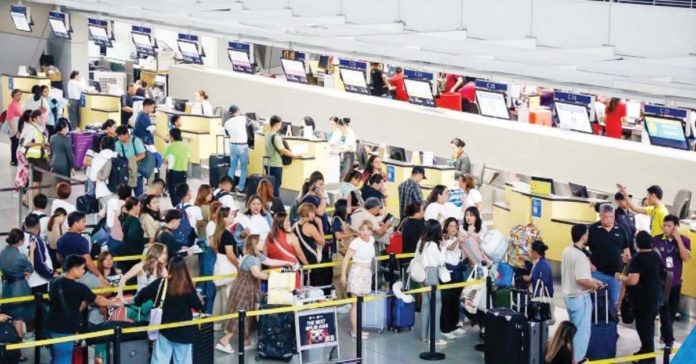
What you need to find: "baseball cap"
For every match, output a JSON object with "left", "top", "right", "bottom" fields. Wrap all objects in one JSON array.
[
  {"left": 228, "top": 105, "right": 240, "bottom": 114},
  {"left": 412, "top": 166, "right": 427, "bottom": 179}
]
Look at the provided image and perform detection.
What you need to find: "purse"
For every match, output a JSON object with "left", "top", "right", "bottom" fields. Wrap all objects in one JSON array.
[
  {"left": 407, "top": 250, "right": 427, "bottom": 284},
  {"left": 385, "top": 218, "right": 406, "bottom": 255},
  {"left": 528, "top": 279, "right": 554, "bottom": 323},
  {"left": 147, "top": 278, "right": 168, "bottom": 341},
  {"left": 438, "top": 264, "right": 452, "bottom": 283},
  {"left": 461, "top": 264, "right": 487, "bottom": 314},
  {"left": 213, "top": 253, "right": 237, "bottom": 287}
]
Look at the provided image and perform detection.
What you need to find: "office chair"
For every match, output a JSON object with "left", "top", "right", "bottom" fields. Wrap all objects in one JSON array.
[{"left": 669, "top": 189, "right": 692, "bottom": 220}]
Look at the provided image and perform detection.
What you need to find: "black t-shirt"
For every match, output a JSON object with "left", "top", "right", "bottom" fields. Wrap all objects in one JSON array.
[
  {"left": 121, "top": 94, "right": 133, "bottom": 126},
  {"left": 401, "top": 218, "right": 425, "bottom": 254},
  {"left": 547, "top": 345, "right": 573, "bottom": 364},
  {"left": 219, "top": 230, "right": 236, "bottom": 254},
  {"left": 628, "top": 251, "right": 664, "bottom": 313},
  {"left": 587, "top": 223, "right": 630, "bottom": 275},
  {"left": 157, "top": 230, "right": 186, "bottom": 259},
  {"left": 361, "top": 185, "right": 385, "bottom": 202},
  {"left": 371, "top": 69, "right": 387, "bottom": 96},
  {"left": 46, "top": 277, "right": 97, "bottom": 334}
]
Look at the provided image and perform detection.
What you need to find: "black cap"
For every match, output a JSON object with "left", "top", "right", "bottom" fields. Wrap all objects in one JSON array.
[
  {"left": 228, "top": 105, "right": 240, "bottom": 114},
  {"left": 412, "top": 166, "right": 427, "bottom": 179},
  {"left": 614, "top": 192, "right": 632, "bottom": 201}
]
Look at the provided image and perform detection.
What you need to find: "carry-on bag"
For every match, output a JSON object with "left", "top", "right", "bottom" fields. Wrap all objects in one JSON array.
[
  {"left": 484, "top": 308, "right": 529, "bottom": 364},
  {"left": 256, "top": 304, "right": 296, "bottom": 361},
  {"left": 361, "top": 258, "right": 388, "bottom": 332},
  {"left": 70, "top": 130, "right": 96, "bottom": 169},
  {"left": 586, "top": 289, "right": 618, "bottom": 360}
]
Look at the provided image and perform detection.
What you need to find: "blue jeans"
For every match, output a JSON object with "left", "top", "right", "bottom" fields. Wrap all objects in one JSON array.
[
  {"left": 151, "top": 334, "right": 192, "bottom": 364},
  {"left": 592, "top": 271, "right": 621, "bottom": 315},
  {"left": 85, "top": 179, "right": 95, "bottom": 196},
  {"left": 198, "top": 245, "right": 217, "bottom": 314},
  {"left": 49, "top": 332, "right": 74, "bottom": 364},
  {"left": 228, "top": 144, "right": 249, "bottom": 191},
  {"left": 135, "top": 176, "right": 144, "bottom": 196},
  {"left": 565, "top": 294, "right": 591, "bottom": 362},
  {"left": 419, "top": 289, "right": 442, "bottom": 341},
  {"left": 267, "top": 166, "right": 283, "bottom": 197}
]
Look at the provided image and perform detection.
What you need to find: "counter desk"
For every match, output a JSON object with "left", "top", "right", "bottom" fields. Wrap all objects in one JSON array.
[
  {"left": 154, "top": 109, "right": 223, "bottom": 164},
  {"left": 383, "top": 160, "right": 456, "bottom": 217},
  {"left": 1, "top": 74, "right": 51, "bottom": 111},
  {"left": 79, "top": 93, "right": 120, "bottom": 128}
]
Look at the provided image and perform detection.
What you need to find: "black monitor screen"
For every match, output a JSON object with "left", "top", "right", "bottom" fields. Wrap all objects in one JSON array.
[
  {"left": 388, "top": 146, "right": 407, "bottom": 162},
  {"left": 279, "top": 121, "right": 291, "bottom": 136},
  {"left": 318, "top": 56, "right": 329, "bottom": 70},
  {"left": 644, "top": 116, "right": 689, "bottom": 150},
  {"left": 568, "top": 182, "right": 589, "bottom": 198}
]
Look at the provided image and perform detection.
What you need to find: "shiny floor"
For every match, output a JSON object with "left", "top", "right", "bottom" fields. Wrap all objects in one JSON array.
[{"left": 0, "top": 137, "right": 691, "bottom": 363}]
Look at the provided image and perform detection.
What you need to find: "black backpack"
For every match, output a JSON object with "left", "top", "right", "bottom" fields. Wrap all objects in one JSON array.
[{"left": 107, "top": 155, "right": 129, "bottom": 193}]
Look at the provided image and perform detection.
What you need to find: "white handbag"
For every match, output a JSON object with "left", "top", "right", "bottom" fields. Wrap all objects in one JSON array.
[
  {"left": 461, "top": 264, "right": 487, "bottom": 314},
  {"left": 438, "top": 264, "right": 451, "bottom": 283},
  {"left": 407, "top": 251, "right": 427, "bottom": 284}
]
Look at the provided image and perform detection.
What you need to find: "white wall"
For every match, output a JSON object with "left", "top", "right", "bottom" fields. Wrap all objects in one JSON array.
[
  {"left": 461, "top": 0, "right": 532, "bottom": 40},
  {"left": 289, "top": 0, "right": 340, "bottom": 17},
  {"left": 399, "top": 0, "right": 462, "bottom": 31},
  {"left": 241, "top": 0, "right": 288, "bottom": 11},
  {"left": 342, "top": 0, "right": 399, "bottom": 24},
  {"left": 169, "top": 64, "right": 696, "bottom": 202},
  {"left": 533, "top": 0, "right": 610, "bottom": 49}
]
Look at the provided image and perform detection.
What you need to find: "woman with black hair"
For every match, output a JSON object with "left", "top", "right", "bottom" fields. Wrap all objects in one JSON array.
[
  {"left": 460, "top": 206, "right": 491, "bottom": 267},
  {"left": 417, "top": 219, "right": 447, "bottom": 346},
  {"left": 332, "top": 199, "right": 357, "bottom": 299},
  {"left": 545, "top": 321, "right": 576, "bottom": 364},
  {"left": 49, "top": 119, "right": 74, "bottom": 178},
  {"left": 23, "top": 85, "right": 48, "bottom": 123},
  {"left": 339, "top": 170, "right": 363, "bottom": 213},
  {"left": 20, "top": 110, "right": 50, "bottom": 207},
  {"left": 14, "top": 110, "right": 32, "bottom": 193},
  {"left": 302, "top": 116, "right": 316, "bottom": 139},
  {"left": 524, "top": 240, "right": 554, "bottom": 298},
  {"left": 361, "top": 155, "right": 387, "bottom": 184},
  {"left": 440, "top": 217, "right": 467, "bottom": 339},
  {"left": 424, "top": 185, "right": 462, "bottom": 225},
  {"left": 337, "top": 118, "right": 357, "bottom": 178},
  {"left": 449, "top": 138, "right": 471, "bottom": 178}
]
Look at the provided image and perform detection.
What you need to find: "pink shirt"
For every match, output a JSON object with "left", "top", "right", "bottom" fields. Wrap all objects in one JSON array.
[{"left": 6, "top": 101, "right": 22, "bottom": 126}]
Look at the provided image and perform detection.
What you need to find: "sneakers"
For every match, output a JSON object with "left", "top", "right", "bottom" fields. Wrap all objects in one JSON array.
[
  {"left": 233, "top": 188, "right": 246, "bottom": 197},
  {"left": 431, "top": 339, "right": 448, "bottom": 346},
  {"left": 442, "top": 332, "right": 458, "bottom": 340},
  {"left": 452, "top": 328, "right": 467, "bottom": 336},
  {"left": 215, "top": 343, "right": 235, "bottom": 354},
  {"left": 350, "top": 331, "right": 369, "bottom": 339}
]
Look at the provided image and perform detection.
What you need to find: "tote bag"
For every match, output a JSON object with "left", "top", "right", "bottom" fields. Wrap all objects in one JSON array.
[
  {"left": 461, "top": 264, "right": 487, "bottom": 314},
  {"left": 147, "top": 279, "right": 168, "bottom": 341},
  {"left": 407, "top": 250, "right": 427, "bottom": 284},
  {"left": 213, "top": 253, "right": 237, "bottom": 287}
]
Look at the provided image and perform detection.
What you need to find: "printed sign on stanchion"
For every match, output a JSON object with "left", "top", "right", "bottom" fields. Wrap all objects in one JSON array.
[{"left": 295, "top": 307, "right": 340, "bottom": 364}]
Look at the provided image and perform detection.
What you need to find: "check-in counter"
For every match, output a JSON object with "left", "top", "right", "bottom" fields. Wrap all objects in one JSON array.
[
  {"left": 249, "top": 132, "right": 323, "bottom": 192},
  {"left": 79, "top": 93, "right": 120, "bottom": 128},
  {"left": 492, "top": 181, "right": 604, "bottom": 262},
  {"left": 383, "top": 160, "right": 456, "bottom": 217},
  {"left": 154, "top": 109, "right": 223, "bottom": 164},
  {"left": 421, "top": 164, "right": 456, "bottom": 189},
  {"left": 1, "top": 74, "right": 51, "bottom": 111}
]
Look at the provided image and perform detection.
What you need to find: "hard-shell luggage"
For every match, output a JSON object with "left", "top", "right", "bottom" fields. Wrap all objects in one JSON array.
[
  {"left": 587, "top": 290, "right": 618, "bottom": 360},
  {"left": 256, "top": 304, "right": 296, "bottom": 361},
  {"left": 528, "top": 320, "right": 549, "bottom": 364},
  {"left": 361, "top": 258, "right": 388, "bottom": 332},
  {"left": 484, "top": 308, "right": 529, "bottom": 364},
  {"left": 387, "top": 294, "right": 416, "bottom": 331},
  {"left": 209, "top": 154, "right": 229, "bottom": 189},
  {"left": 481, "top": 230, "right": 508, "bottom": 263},
  {"left": 70, "top": 131, "right": 96, "bottom": 169},
  {"left": 507, "top": 223, "right": 541, "bottom": 269},
  {"left": 76, "top": 194, "right": 99, "bottom": 214},
  {"left": 192, "top": 321, "right": 215, "bottom": 364},
  {"left": 245, "top": 174, "right": 277, "bottom": 198}
]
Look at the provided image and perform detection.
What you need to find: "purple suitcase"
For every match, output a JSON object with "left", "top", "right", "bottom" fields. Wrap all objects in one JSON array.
[{"left": 71, "top": 131, "right": 96, "bottom": 169}]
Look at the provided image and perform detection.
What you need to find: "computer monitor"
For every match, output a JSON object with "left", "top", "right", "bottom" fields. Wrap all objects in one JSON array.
[
  {"left": 555, "top": 102, "right": 592, "bottom": 133},
  {"left": 279, "top": 121, "right": 292, "bottom": 136},
  {"left": 339, "top": 67, "right": 369, "bottom": 95},
  {"left": 530, "top": 176, "right": 555, "bottom": 196},
  {"left": 569, "top": 182, "right": 589, "bottom": 198},
  {"left": 48, "top": 12, "right": 70, "bottom": 39},
  {"left": 10, "top": 7, "right": 31, "bottom": 32},
  {"left": 132, "top": 32, "right": 155, "bottom": 58},
  {"left": 245, "top": 112, "right": 257, "bottom": 121},
  {"left": 178, "top": 40, "right": 203, "bottom": 65},
  {"left": 290, "top": 125, "right": 302, "bottom": 137},
  {"left": 404, "top": 79, "right": 435, "bottom": 107},
  {"left": 476, "top": 90, "right": 510, "bottom": 120},
  {"left": 88, "top": 80, "right": 102, "bottom": 93},
  {"left": 318, "top": 56, "right": 329, "bottom": 71},
  {"left": 626, "top": 100, "right": 642, "bottom": 120},
  {"left": 88, "top": 25, "right": 112, "bottom": 48},
  {"left": 281, "top": 58, "right": 308, "bottom": 84},
  {"left": 644, "top": 116, "right": 689, "bottom": 150},
  {"left": 173, "top": 99, "right": 187, "bottom": 112},
  {"left": 388, "top": 146, "right": 407, "bottom": 162},
  {"left": 227, "top": 48, "right": 252, "bottom": 74}
]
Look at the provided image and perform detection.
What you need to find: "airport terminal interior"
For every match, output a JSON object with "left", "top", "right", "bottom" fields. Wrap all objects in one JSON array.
[{"left": 0, "top": 0, "right": 695, "bottom": 363}]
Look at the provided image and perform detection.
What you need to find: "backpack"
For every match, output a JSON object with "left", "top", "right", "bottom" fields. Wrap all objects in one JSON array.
[
  {"left": 107, "top": 155, "right": 129, "bottom": 193},
  {"left": 272, "top": 134, "right": 293, "bottom": 166},
  {"left": 212, "top": 189, "right": 231, "bottom": 202},
  {"left": 173, "top": 204, "right": 197, "bottom": 247}
]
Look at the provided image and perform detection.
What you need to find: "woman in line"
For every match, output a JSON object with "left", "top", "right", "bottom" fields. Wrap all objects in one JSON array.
[
  {"left": 117, "top": 197, "right": 149, "bottom": 274},
  {"left": 46, "top": 208, "right": 67, "bottom": 269},
  {"left": 339, "top": 170, "right": 363, "bottom": 214},
  {"left": 23, "top": 85, "right": 48, "bottom": 123},
  {"left": 191, "top": 89, "right": 213, "bottom": 116},
  {"left": 417, "top": 219, "right": 447, "bottom": 346},
  {"left": 361, "top": 155, "right": 386, "bottom": 185},
  {"left": 544, "top": 321, "right": 576, "bottom": 364},
  {"left": 96, "top": 251, "right": 122, "bottom": 288},
  {"left": 104, "top": 184, "right": 131, "bottom": 254},
  {"left": 134, "top": 256, "right": 202, "bottom": 363},
  {"left": 84, "top": 120, "right": 117, "bottom": 196},
  {"left": 194, "top": 184, "right": 213, "bottom": 241},
  {"left": 340, "top": 220, "right": 376, "bottom": 339},
  {"left": 257, "top": 178, "right": 285, "bottom": 215},
  {"left": 294, "top": 203, "right": 327, "bottom": 287},
  {"left": 456, "top": 174, "right": 482, "bottom": 211},
  {"left": 14, "top": 111, "right": 31, "bottom": 199},
  {"left": 216, "top": 235, "right": 292, "bottom": 354},
  {"left": 234, "top": 195, "right": 272, "bottom": 251},
  {"left": 49, "top": 119, "right": 73, "bottom": 178},
  {"left": 116, "top": 243, "right": 168, "bottom": 320},
  {"left": 51, "top": 182, "right": 76, "bottom": 215},
  {"left": 0, "top": 229, "right": 35, "bottom": 361},
  {"left": 460, "top": 206, "right": 490, "bottom": 267},
  {"left": 89, "top": 136, "right": 117, "bottom": 209},
  {"left": 209, "top": 206, "right": 239, "bottom": 324},
  {"left": 424, "top": 185, "right": 463, "bottom": 225},
  {"left": 331, "top": 199, "right": 357, "bottom": 300},
  {"left": 298, "top": 172, "right": 333, "bottom": 286},
  {"left": 523, "top": 241, "right": 554, "bottom": 298},
  {"left": 265, "top": 212, "right": 307, "bottom": 288},
  {"left": 139, "top": 195, "right": 161, "bottom": 244},
  {"left": 440, "top": 217, "right": 468, "bottom": 340},
  {"left": 21, "top": 110, "right": 50, "bottom": 207},
  {"left": 7, "top": 89, "right": 24, "bottom": 167}
]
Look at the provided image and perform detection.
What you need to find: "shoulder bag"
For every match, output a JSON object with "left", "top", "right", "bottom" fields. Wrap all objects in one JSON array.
[
  {"left": 147, "top": 278, "right": 168, "bottom": 341},
  {"left": 272, "top": 134, "right": 293, "bottom": 166},
  {"left": 407, "top": 245, "right": 427, "bottom": 284}
]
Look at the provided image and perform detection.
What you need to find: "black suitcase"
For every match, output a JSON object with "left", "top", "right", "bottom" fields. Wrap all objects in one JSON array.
[
  {"left": 245, "top": 174, "right": 277, "bottom": 198},
  {"left": 484, "top": 308, "right": 529, "bottom": 364},
  {"left": 209, "top": 154, "right": 230, "bottom": 189},
  {"left": 192, "top": 322, "right": 215, "bottom": 364},
  {"left": 256, "top": 304, "right": 296, "bottom": 362}
]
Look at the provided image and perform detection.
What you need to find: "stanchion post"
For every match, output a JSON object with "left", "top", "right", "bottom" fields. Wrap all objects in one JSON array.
[
  {"left": 17, "top": 187, "right": 23, "bottom": 226},
  {"left": 664, "top": 346, "right": 671, "bottom": 364},
  {"left": 113, "top": 326, "right": 122, "bottom": 364},
  {"left": 33, "top": 293, "right": 42, "bottom": 364},
  {"left": 419, "top": 285, "right": 446, "bottom": 361},
  {"left": 238, "top": 310, "right": 246, "bottom": 364},
  {"left": 0, "top": 343, "right": 6, "bottom": 364},
  {"left": 356, "top": 296, "right": 363, "bottom": 359}
]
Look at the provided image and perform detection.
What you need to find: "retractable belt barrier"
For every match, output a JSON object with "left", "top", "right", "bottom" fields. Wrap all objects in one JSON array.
[{"left": 586, "top": 347, "right": 678, "bottom": 364}]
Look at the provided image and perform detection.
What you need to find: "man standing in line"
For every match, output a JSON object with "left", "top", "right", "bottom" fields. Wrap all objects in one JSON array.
[
  {"left": 562, "top": 224, "right": 604, "bottom": 364},
  {"left": 265, "top": 115, "right": 297, "bottom": 197},
  {"left": 397, "top": 167, "right": 426, "bottom": 219},
  {"left": 223, "top": 105, "right": 249, "bottom": 195}
]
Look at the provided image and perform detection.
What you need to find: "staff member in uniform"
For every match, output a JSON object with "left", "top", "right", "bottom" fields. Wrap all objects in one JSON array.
[
  {"left": 67, "top": 70, "right": 87, "bottom": 129},
  {"left": 617, "top": 184, "right": 669, "bottom": 237},
  {"left": 192, "top": 90, "right": 213, "bottom": 116}
]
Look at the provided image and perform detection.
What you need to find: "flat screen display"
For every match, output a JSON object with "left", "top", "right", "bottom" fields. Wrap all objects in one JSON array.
[
  {"left": 626, "top": 100, "right": 642, "bottom": 120},
  {"left": 555, "top": 102, "right": 592, "bottom": 133},
  {"left": 404, "top": 79, "right": 435, "bottom": 107},
  {"left": 49, "top": 18, "right": 69, "bottom": 39},
  {"left": 644, "top": 116, "right": 688, "bottom": 150},
  {"left": 227, "top": 49, "right": 252, "bottom": 74},
  {"left": 88, "top": 25, "right": 111, "bottom": 47},
  {"left": 339, "top": 67, "right": 369, "bottom": 95},
  {"left": 11, "top": 11, "right": 31, "bottom": 32},
  {"left": 476, "top": 90, "right": 510, "bottom": 119},
  {"left": 281, "top": 58, "right": 307, "bottom": 84},
  {"left": 132, "top": 32, "right": 155, "bottom": 57},
  {"left": 178, "top": 40, "right": 202, "bottom": 64}
]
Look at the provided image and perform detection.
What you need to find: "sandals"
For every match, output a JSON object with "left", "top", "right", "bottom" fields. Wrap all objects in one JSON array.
[{"left": 350, "top": 331, "right": 369, "bottom": 339}]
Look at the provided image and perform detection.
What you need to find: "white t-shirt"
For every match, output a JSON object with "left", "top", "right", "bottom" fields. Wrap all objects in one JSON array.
[
  {"left": 192, "top": 100, "right": 213, "bottom": 116},
  {"left": 213, "top": 188, "right": 240, "bottom": 211},
  {"left": 462, "top": 189, "right": 483, "bottom": 209},
  {"left": 420, "top": 240, "right": 445, "bottom": 267},
  {"left": 235, "top": 213, "right": 271, "bottom": 247},
  {"left": 206, "top": 221, "right": 216, "bottom": 240},
  {"left": 67, "top": 79, "right": 87, "bottom": 100},
  {"left": 349, "top": 237, "right": 376, "bottom": 264},
  {"left": 340, "top": 128, "right": 357, "bottom": 153},
  {"left": 441, "top": 237, "right": 462, "bottom": 266},
  {"left": 30, "top": 210, "right": 49, "bottom": 240},
  {"left": 51, "top": 199, "right": 76, "bottom": 215},
  {"left": 424, "top": 202, "right": 463, "bottom": 223},
  {"left": 223, "top": 115, "right": 248, "bottom": 144},
  {"left": 106, "top": 198, "right": 125, "bottom": 229}
]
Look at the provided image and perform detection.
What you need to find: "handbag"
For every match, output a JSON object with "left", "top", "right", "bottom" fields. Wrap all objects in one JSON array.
[
  {"left": 385, "top": 218, "right": 406, "bottom": 255},
  {"left": 213, "top": 253, "right": 237, "bottom": 287},
  {"left": 147, "top": 278, "right": 168, "bottom": 341},
  {"left": 0, "top": 320, "right": 20, "bottom": 343},
  {"left": 529, "top": 279, "right": 554, "bottom": 323},
  {"left": 461, "top": 264, "right": 487, "bottom": 314},
  {"left": 0, "top": 117, "right": 12, "bottom": 136},
  {"left": 267, "top": 269, "right": 297, "bottom": 305},
  {"left": 407, "top": 250, "right": 427, "bottom": 284},
  {"left": 496, "top": 261, "right": 514, "bottom": 288},
  {"left": 438, "top": 264, "right": 451, "bottom": 283},
  {"left": 272, "top": 134, "right": 293, "bottom": 166}
]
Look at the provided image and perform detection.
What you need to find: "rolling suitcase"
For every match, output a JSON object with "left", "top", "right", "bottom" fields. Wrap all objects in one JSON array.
[
  {"left": 245, "top": 173, "right": 277, "bottom": 198},
  {"left": 192, "top": 321, "right": 215, "bottom": 364},
  {"left": 70, "top": 130, "right": 96, "bottom": 169},
  {"left": 387, "top": 295, "right": 416, "bottom": 332},
  {"left": 587, "top": 290, "right": 618, "bottom": 360},
  {"left": 484, "top": 308, "right": 529, "bottom": 364},
  {"left": 361, "top": 258, "right": 388, "bottom": 332},
  {"left": 209, "top": 154, "right": 230, "bottom": 189},
  {"left": 527, "top": 320, "right": 549, "bottom": 364},
  {"left": 256, "top": 304, "right": 296, "bottom": 361}
]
